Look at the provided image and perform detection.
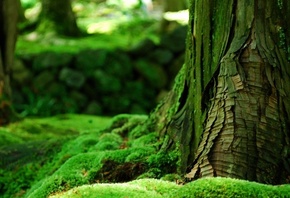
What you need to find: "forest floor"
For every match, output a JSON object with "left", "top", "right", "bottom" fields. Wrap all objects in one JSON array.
[
  {"left": 17, "top": 0, "right": 163, "bottom": 54},
  {"left": 1, "top": 114, "right": 290, "bottom": 197},
  {"left": 3, "top": 1, "right": 290, "bottom": 197}
]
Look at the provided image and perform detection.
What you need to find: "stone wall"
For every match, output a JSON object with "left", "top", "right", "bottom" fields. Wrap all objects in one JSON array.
[{"left": 12, "top": 26, "right": 187, "bottom": 116}]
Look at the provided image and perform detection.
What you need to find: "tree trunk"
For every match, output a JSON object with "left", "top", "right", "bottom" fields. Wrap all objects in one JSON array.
[
  {"left": 0, "top": 0, "right": 19, "bottom": 124},
  {"left": 152, "top": 0, "right": 290, "bottom": 184},
  {"left": 39, "top": 0, "right": 80, "bottom": 36}
]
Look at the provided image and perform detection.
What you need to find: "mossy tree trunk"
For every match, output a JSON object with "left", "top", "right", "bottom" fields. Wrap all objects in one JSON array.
[
  {"left": 151, "top": 0, "right": 290, "bottom": 184},
  {"left": 0, "top": 0, "right": 19, "bottom": 125},
  {"left": 39, "top": 0, "right": 80, "bottom": 36}
]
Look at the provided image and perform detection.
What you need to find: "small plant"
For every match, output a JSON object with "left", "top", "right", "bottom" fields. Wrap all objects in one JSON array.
[{"left": 13, "top": 88, "right": 79, "bottom": 117}]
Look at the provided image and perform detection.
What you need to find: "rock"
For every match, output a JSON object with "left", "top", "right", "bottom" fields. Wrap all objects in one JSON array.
[
  {"left": 81, "top": 81, "right": 99, "bottom": 99},
  {"left": 104, "top": 51, "right": 133, "bottom": 79},
  {"left": 13, "top": 30, "right": 188, "bottom": 117},
  {"left": 148, "top": 48, "right": 173, "bottom": 65},
  {"left": 83, "top": 101, "right": 103, "bottom": 115},
  {"left": 128, "top": 38, "right": 156, "bottom": 56},
  {"left": 93, "top": 70, "right": 122, "bottom": 93},
  {"left": 46, "top": 82, "right": 67, "bottom": 96},
  {"left": 102, "top": 96, "right": 130, "bottom": 114},
  {"left": 130, "top": 104, "right": 147, "bottom": 114},
  {"left": 33, "top": 70, "right": 55, "bottom": 90},
  {"left": 75, "top": 49, "right": 108, "bottom": 75},
  {"left": 134, "top": 59, "right": 168, "bottom": 89},
  {"left": 69, "top": 91, "right": 88, "bottom": 109},
  {"left": 16, "top": 54, "right": 36, "bottom": 68},
  {"left": 124, "top": 81, "right": 145, "bottom": 101},
  {"left": 12, "top": 59, "right": 33, "bottom": 84},
  {"left": 59, "top": 68, "right": 86, "bottom": 88},
  {"left": 11, "top": 89, "right": 26, "bottom": 105},
  {"left": 33, "top": 52, "right": 73, "bottom": 71},
  {"left": 160, "top": 25, "right": 187, "bottom": 53}
]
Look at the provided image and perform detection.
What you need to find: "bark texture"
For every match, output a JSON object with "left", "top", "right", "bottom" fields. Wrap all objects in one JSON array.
[
  {"left": 0, "top": 0, "right": 19, "bottom": 124},
  {"left": 153, "top": 0, "right": 290, "bottom": 184},
  {"left": 40, "top": 0, "right": 80, "bottom": 36}
]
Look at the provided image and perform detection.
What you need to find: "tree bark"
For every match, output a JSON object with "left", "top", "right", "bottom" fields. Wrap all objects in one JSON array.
[
  {"left": 152, "top": 0, "right": 290, "bottom": 184},
  {"left": 0, "top": 0, "right": 19, "bottom": 124},
  {"left": 39, "top": 0, "right": 80, "bottom": 36}
]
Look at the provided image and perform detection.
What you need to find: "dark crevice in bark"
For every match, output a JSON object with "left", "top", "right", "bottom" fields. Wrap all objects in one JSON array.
[
  {"left": 278, "top": 97, "right": 290, "bottom": 182},
  {"left": 201, "top": 69, "right": 218, "bottom": 111},
  {"left": 224, "top": 0, "right": 237, "bottom": 54},
  {"left": 186, "top": 116, "right": 195, "bottom": 171},
  {"left": 190, "top": 19, "right": 194, "bottom": 35},
  {"left": 247, "top": 124, "right": 258, "bottom": 181},
  {"left": 207, "top": 1, "right": 213, "bottom": 84},
  {"left": 281, "top": 102, "right": 290, "bottom": 147},
  {"left": 177, "top": 82, "right": 189, "bottom": 112},
  {"left": 200, "top": 41, "right": 204, "bottom": 91},
  {"left": 0, "top": 2, "right": 5, "bottom": 66}
]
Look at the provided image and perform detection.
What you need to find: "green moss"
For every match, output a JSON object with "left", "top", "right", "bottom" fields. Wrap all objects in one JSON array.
[
  {"left": 145, "top": 151, "right": 179, "bottom": 178},
  {"left": 0, "top": 128, "right": 23, "bottom": 146},
  {"left": 147, "top": 151, "right": 178, "bottom": 169},
  {"left": 49, "top": 181, "right": 165, "bottom": 198},
  {"left": 171, "top": 177, "right": 290, "bottom": 198},
  {"left": 4, "top": 114, "right": 289, "bottom": 198},
  {"left": 0, "top": 114, "right": 111, "bottom": 198},
  {"left": 128, "top": 132, "right": 158, "bottom": 148},
  {"left": 125, "top": 147, "right": 156, "bottom": 162},
  {"left": 42, "top": 177, "right": 290, "bottom": 198},
  {"left": 49, "top": 179, "right": 180, "bottom": 198},
  {"left": 0, "top": 113, "right": 157, "bottom": 198},
  {"left": 62, "top": 133, "right": 100, "bottom": 154},
  {"left": 278, "top": 26, "right": 287, "bottom": 50},
  {"left": 25, "top": 146, "right": 157, "bottom": 198},
  {"left": 108, "top": 114, "right": 149, "bottom": 135},
  {"left": 130, "top": 179, "right": 181, "bottom": 196},
  {"left": 0, "top": 163, "right": 40, "bottom": 198},
  {"left": 16, "top": 34, "right": 129, "bottom": 55},
  {"left": 1, "top": 114, "right": 111, "bottom": 142},
  {"left": 93, "top": 133, "right": 123, "bottom": 151},
  {"left": 0, "top": 138, "right": 67, "bottom": 198},
  {"left": 161, "top": 174, "right": 182, "bottom": 182}
]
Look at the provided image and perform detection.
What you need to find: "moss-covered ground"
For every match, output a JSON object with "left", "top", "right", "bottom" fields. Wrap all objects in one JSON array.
[{"left": 0, "top": 114, "right": 290, "bottom": 198}]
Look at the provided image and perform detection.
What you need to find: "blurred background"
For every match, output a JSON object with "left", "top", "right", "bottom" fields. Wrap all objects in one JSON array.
[{"left": 13, "top": 0, "right": 189, "bottom": 117}]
